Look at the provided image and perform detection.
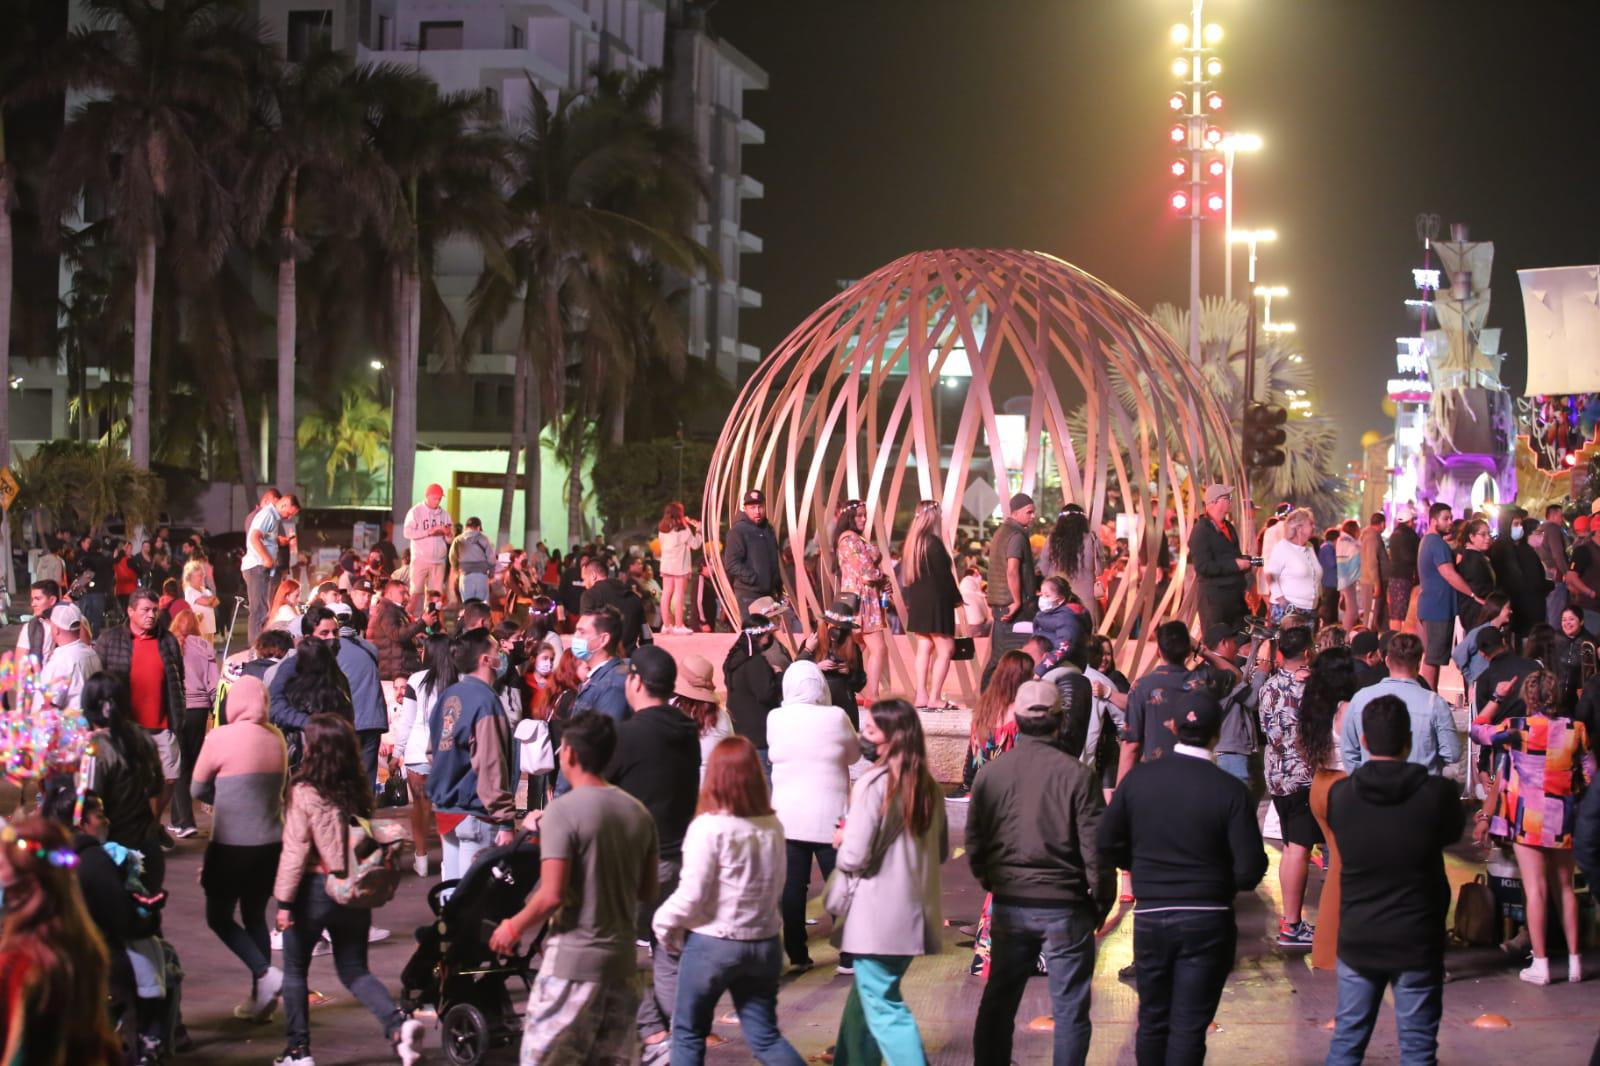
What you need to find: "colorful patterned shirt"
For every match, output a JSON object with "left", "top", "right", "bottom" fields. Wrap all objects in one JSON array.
[{"left": 1258, "top": 669, "right": 1311, "bottom": 797}]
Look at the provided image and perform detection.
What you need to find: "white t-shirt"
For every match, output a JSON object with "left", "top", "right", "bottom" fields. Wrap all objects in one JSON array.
[
  {"left": 959, "top": 574, "right": 989, "bottom": 625},
  {"left": 38, "top": 641, "right": 102, "bottom": 711},
  {"left": 1265, "top": 539, "right": 1322, "bottom": 610},
  {"left": 242, "top": 505, "right": 282, "bottom": 572}
]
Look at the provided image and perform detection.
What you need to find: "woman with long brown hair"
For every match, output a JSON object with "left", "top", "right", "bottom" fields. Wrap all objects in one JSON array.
[
  {"left": 830, "top": 699, "right": 947, "bottom": 1061},
  {"left": 1299, "top": 645, "right": 1360, "bottom": 971},
  {"left": 0, "top": 813, "right": 120, "bottom": 1064},
  {"left": 658, "top": 502, "right": 704, "bottom": 635},
  {"left": 1472, "top": 670, "right": 1591, "bottom": 985},
  {"left": 901, "top": 500, "right": 961, "bottom": 711},
  {"left": 652, "top": 736, "right": 803, "bottom": 1065},
  {"left": 274, "top": 714, "right": 421, "bottom": 1066}
]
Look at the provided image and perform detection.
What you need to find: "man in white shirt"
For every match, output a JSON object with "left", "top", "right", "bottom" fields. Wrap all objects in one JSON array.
[
  {"left": 243, "top": 491, "right": 300, "bottom": 645},
  {"left": 15, "top": 581, "right": 61, "bottom": 664},
  {"left": 403, "top": 483, "right": 453, "bottom": 613},
  {"left": 38, "top": 602, "right": 101, "bottom": 709}
]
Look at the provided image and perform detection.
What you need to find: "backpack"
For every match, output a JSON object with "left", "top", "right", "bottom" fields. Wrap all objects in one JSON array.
[
  {"left": 1452, "top": 873, "right": 1498, "bottom": 946},
  {"left": 325, "top": 816, "right": 405, "bottom": 908}
]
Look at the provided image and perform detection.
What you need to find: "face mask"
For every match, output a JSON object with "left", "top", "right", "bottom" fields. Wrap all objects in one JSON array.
[
  {"left": 1038, "top": 596, "right": 1060, "bottom": 612},
  {"left": 571, "top": 636, "right": 593, "bottom": 661},
  {"left": 534, "top": 659, "right": 554, "bottom": 677},
  {"left": 496, "top": 652, "right": 510, "bottom": 677},
  {"left": 1511, "top": 525, "right": 1524, "bottom": 541},
  {"left": 858, "top": 736, "right": 880, "bottom": 763}
]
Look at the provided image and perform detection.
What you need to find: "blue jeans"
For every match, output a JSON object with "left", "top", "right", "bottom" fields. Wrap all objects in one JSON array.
[
  {"left": 835, "top": 954, "right": 925, "bottom": 1065},
  {"left": 1216, "top": 753, "right": 1250, "bottom": 785},
  {"left": 973, "top": 902, "right": 1098, "bottom": 1065},
  {"left": 669, "top": 933, "right": 802, "bottom": 1065},
  {"left": 1132, "top": 908, "right": 1236, "bottom": 1066},
  {"left": 281, "top": 875, "right": 404, "bottom": 1051},
  {"left": 1325, "top": 960, "right": 1443, "bottom": 1065}
]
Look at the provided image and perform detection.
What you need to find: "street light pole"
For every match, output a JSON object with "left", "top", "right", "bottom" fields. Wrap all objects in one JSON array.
[
  {"left": 1220, "top": 135, "right": 1264, "bottom": 302},
  {"left": 1187, "top": 0, "right": 1203, "bottom": 365}
]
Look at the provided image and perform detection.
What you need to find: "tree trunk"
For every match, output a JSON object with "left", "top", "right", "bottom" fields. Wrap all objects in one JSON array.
[
  {"left": 497, "top": 339, "right": 527, "bottom": 548},
  {"left": 130, "top": 237, "right": 157, "bottom": 468},
  {"left": 608, "top": 398, "right": 625, "bottom": 449},
  {"left": 0, "top": 164, "right": 13, "bottom": 596},
  {"left": 522, "top": 368, "right": 541, "bottom": 554},
  {"left": 566, "top": 435, "right": 585, "bottom": 546},
  {"left": 389, "top": 264, "right": 421, "bottom": 527},
  {"left": 222, "top": 349, "right": 259, "bottom": 495},
  {"left": 274, "top": 172, "right": 298, "bottom": 492}
]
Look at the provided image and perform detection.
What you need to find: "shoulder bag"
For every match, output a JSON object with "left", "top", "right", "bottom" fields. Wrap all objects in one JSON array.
[{"left": 822, "top": 797, "right": 903, "bottom": 923}]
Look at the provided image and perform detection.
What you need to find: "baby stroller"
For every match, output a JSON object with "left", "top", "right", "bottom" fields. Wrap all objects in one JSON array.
[{"left": 401, "top": 834, "right": 543, "bottom": 1065}]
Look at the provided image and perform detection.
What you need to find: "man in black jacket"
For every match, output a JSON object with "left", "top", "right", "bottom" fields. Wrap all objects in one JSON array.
[
  {"left": 970, "top": 680, "right": 1112, "bottom": 1065},
  {"left": 605, "top": 646, "right": 701, "bottom": 1057},
  {"left": 721, "top": 489, "right": 781, "bottom": 621},
  {"left": 1187, "top": 484, "right": 1254, "bottom": 633},
  {"left": 721, "top": 614, "right": 783, "bottom": 774},
  {"left": 579, "top": 557, "right": 648, "bottom": 652},
  {"left": 1324, "top": 696, "right": 1465, "bottom": 1065},
  {"left": 1098, "top": 692, "right": 1267, "bottom": 1066}
]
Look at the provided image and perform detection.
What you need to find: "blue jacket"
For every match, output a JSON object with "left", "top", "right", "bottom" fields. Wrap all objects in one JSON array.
[
  {"left": 426, "top": 676, "right": 515, "bottom": 823},
  {"left": 336, "top": 632, "right": 388, "bottom": 732},
  {"left": 572, "top": 657, "right": 631, "bottom": 723},
  {"left": 1032, "top": 604, "right": 1084, "bottom": 651}
]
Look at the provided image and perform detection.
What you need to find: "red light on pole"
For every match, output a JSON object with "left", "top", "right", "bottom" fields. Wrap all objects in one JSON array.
[
  {"left": 1169, "top": 123, "right": 1188, "bottom": 144},
  {"left": 1205, "top": 91, "right": 1224, "bottom": 111},
  {"left": 1206, "top": 158, "right": 1226, "bottom": 178},
  {"left": 1204, "top": 192, "right": 1225, "bottom": 214},
  {"left": 1170, "top": 159, "right": 1189, "bottom": 178},
  {"left": 1170, "top": 191, "right": 1191, "bottom": 213},
  {"left": 1203, "top": 126, "right": 1224, "bottom": 147},
  {"left": 1169, "top": 91, "right": 1187, "bottom": 112}
]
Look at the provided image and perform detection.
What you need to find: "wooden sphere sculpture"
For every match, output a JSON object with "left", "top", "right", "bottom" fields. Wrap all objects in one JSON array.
[{"left": 705, "top": 249, "right": 1244, "bottom": 683}]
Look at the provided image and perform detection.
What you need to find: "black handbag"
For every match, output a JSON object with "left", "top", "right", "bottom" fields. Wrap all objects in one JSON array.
[
  {"left": 952, "top": 637, "right": 976, "bottom": 662},
  {"left": 378, "top": 770, "right": 411, "bottom": 808}
]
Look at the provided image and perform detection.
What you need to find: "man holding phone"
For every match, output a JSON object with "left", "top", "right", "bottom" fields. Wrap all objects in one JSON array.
[{"left": 1188, "top": 484, "right": 1255, "bottom": 633}]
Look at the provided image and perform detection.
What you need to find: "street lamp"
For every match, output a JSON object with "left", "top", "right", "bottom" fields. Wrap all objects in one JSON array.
[
  {"left": 1254, "top": 284, "right": 1289, "bottom": 329},
  {"left": 1218, "top": 133, "right": 1264, "bottom": 301},
  {"left": 1165, "top": 1, "right": 1225, "bottom": 365}
]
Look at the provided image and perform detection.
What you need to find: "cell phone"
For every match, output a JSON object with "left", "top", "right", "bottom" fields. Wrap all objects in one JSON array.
[{"left": 1249, "top": 556, "right": 1264, "bottom": 566}]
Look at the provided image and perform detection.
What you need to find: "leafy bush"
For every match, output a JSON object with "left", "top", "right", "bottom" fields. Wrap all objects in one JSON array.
[{"left": 592, "top": 438, "right": 714, "bottom": 535}]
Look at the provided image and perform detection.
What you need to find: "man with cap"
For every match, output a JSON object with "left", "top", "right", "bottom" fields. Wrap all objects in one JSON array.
[
  {"left": 604, "top": 645, "right": 701, "bottom": 1056},
  {"left": 1350, "top": 630, "right": 1388, "bottom": 690},
  {"left": 37, "top": 601, "right": 101, "bottom": 709},
  {"left": 722, "top": 489, "right": 782, "bottom": 621},
  {"left": 1567, "top": 513, "right": 1600, "bottom": 633},
  {"left": 985, "top": 493, "right": 1039, "bottom": 684},
  {"left": 403, "top": 482, "right": 453, "bottom": 614},
  {"left": 1387, "top": 506, "right": 1422, "bottom": 626},
  {"left": 1202, "top": 622, "right": 1260, "bottom": 786},
  {"left": 449, "top": 516, "right": 495, "bottom": 603},
  {"left": 968, "top": 678, "right": 1112, "bottom": 1065},
  {"left": 1187, "top": 484, "right": 1254, "bottom": 634},
  {"left": 1098, "top": 686, "right": 1267, "bottom": 1066}
]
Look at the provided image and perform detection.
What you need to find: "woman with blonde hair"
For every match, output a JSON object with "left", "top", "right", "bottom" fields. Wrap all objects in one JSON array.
[
  {"left": 901, "top": 500, "right": 960, "bottom": 710},
  {"left": 834, "top": 499, "right": 889, "bottom": 701},
  {"left": 657, "top": 501, "right": 704, "bottom": 634},
  {"left": 182, "top": 559, "right": 219, "bottom": 641},
  {"left": 1264, "top": 507, "right": 1321, "bottom": 624},
  {"left": 1472, "top": 669, "right": 1591, "bottom": 985},
  {"left": 0, "top": 814, "right": 121, "bottom": 1065}
]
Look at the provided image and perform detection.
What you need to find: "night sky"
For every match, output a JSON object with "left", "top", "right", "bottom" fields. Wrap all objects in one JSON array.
[{"left": 710, "top": 0, "right": 1600, "bottom": 463}]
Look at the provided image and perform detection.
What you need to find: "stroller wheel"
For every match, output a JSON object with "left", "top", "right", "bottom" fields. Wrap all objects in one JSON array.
[{"left": 442, "top": 1002, "right": 491, "bottom": 1066}]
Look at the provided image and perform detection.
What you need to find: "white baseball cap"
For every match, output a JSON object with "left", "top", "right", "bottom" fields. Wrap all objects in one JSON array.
[{"left": 50, "top": 603, "right": 83, "bottom": 629}]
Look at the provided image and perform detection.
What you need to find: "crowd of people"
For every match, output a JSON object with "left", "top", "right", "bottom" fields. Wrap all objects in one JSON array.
[{"left": 3, "top": 476, "right": 1599, "bottom": 1066}]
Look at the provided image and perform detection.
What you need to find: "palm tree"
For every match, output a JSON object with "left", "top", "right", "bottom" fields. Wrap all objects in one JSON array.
[
  {"left": 467, "top": 72, "right": 706, "bottom": 549},
  {"left": 46, "top": 0, "right": 265, "bottom": 471},
  {"left": 297, "top": 388, "right": 390, "bottom": 503},
  {"left": 239, "top": 44, "right": 391, "bottom": 492},
  {"left": 360, "top": 68, "right": 508, "bottom": 528}
]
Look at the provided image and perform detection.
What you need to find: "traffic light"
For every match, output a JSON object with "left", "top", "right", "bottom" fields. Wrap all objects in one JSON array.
[{"left": 1244, "top": 402, "right": 1288, "bottom": 468}]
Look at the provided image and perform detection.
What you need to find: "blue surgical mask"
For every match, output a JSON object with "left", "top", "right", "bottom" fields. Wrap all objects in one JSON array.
[
  {"left": 496, "top": 652, "right": 510, "bottom": 677},
  {"left": 1511, "top": 525, "right": 1524, "bottom": 541},
  {"left": 571, "top": 636, "right": 593, "bottom": 661}
]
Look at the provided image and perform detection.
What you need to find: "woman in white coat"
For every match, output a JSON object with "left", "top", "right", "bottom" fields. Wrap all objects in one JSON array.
[
  {"left": 768, "top": 659, "right": 858, "bottom": 971},
  {"left": 830, "top": 698, "right": 947, "bottom": 1065}
]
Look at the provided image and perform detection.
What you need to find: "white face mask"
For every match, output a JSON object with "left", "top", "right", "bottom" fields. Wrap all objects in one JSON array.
[
  {"left": 534, "top": 659, "right": 554, "bottom": 676},
  {"left": 1510, "top": 525, "right": 1524, "bottom": 541},
  {"left": 1038, "top": 596, "right": 1060, "bottom": 611}
]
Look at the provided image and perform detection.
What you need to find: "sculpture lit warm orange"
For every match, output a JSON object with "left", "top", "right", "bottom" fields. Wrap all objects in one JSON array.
[{"left": 704, "top": 249, "right": 1244, "bottom": 683}]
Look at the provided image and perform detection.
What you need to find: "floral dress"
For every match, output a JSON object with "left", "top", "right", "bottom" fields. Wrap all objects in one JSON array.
[
  {"left": 838, "top": 529, "right": 886, "bottom": 633},
  {"left": 970, "top": 721, "right": 1024, "bottom": 978},
  {"left": 1472, "top": 714, "right": 1591, "bottom": 848}
]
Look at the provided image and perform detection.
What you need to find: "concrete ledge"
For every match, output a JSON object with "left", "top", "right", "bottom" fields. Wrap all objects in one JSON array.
[{"left": 919, "top": 706, "right": 972, "bottom": 786}]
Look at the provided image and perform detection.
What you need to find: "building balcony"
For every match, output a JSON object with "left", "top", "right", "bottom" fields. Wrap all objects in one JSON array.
[
  {"left": 739, "top": 286, "right": 762, "bottom": 309},
  {"left": 738, "top": 174, "right": 764, "bottom": 199},
  {"left": 737, "top": 116, "right": 764, "bottom": 145},
  {"left": 738, "top": 229, "right": 763, "bottom": 254},
  {"left": 356, "top": 46, "right": 567, "bottom": 96}
]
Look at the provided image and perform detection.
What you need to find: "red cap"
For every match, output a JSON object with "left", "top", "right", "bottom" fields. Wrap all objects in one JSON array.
[
  {"left": 426, "top": 483, "right": 444, "bottom": 497},
  {"left": 1577, "top": 515, "right": 1592, "bottom": 534}
]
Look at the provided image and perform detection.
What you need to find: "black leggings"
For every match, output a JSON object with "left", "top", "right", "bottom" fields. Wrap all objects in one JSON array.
[{"left": 202, "top": 842, "right": 279, "bottom": 979}]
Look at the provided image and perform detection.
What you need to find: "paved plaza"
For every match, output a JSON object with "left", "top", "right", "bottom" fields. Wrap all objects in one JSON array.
[{"left": 14, "top": 781, "right": 1587, "bottom": 1066}]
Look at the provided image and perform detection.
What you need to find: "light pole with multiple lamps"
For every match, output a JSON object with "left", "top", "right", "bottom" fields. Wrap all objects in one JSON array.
[
  {"left": 1220, "top": 133, "right": 1264, "bottom": 301},
  {"left": 1167, "top": 5, "right": 1225, "bottom": 364}
]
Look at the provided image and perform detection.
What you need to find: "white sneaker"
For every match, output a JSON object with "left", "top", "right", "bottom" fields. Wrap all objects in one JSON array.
[
  {"left": 1520, "top": 957, "right": 1551, "bottom": 985},
  {"left": 412, "top": 853, "right": 429, "bottom": 878},
  {"left": 394, "top": 1018, "right": 424, "bottom": 1066},
  {"left": 273, "top": 1048, "right": 314, "bottom": 1066},
  {"left": 368, "top": 926, "right": 391, "bottom": 944},
  {"left": 1571, "top": 955, "right": 1584, "bottom": 984},
  {"left": 234, "top": 965, "right": 283, "bottom": 1022}
]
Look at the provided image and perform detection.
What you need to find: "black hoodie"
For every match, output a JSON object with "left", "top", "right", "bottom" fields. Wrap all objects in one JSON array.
[
  {"left": 1327, "top": 760, "right": 1465, "bottom": 972},
  {"left": 605, "top": 704, "right": 702, "bottom": 861},
  {"left": 723, "top": 636, "right": 782, "bottom": 748}
]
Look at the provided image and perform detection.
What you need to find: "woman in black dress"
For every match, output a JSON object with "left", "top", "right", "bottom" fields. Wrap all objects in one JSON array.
[
  {"left": 1453, "top": 518, "right": 1498, "bottom": 629},
  {"left": 901, "top": 499, "right": 960, "bottom": 709}
]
